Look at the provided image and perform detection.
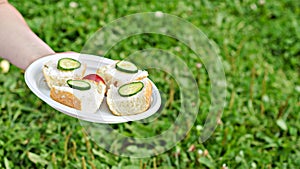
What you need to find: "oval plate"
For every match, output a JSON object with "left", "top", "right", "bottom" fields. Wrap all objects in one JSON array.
[{"left": 25, "top": 53, "right": 161, "bottom": 123}]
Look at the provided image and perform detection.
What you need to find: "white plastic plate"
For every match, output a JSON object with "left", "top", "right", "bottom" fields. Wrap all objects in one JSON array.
[{"left": 25, "top": 53, "right": 161, "bottom": 123}]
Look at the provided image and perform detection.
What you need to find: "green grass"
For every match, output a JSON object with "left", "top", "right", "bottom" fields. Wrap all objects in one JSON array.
[{"left": 1, "top": 0, "right": 299, "bottom": 168}]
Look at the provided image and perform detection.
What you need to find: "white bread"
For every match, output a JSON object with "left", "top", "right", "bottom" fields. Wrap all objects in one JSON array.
[
  {"left": 96, "top": 62, "right": 148, "bottom": 88},
  {"left": 43, "top": 59, "right": 86, "bottom": 88},
  {"left": 50, "top": 80, "right": 106, "bottom": 113},
  {"left": 106, "top": 78, "right": 152, "bottom": 116}
]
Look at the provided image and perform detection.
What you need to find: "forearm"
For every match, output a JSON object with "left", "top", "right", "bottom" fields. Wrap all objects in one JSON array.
[{"left": 0, "top": 1, "right": 55, "bottom": 70}]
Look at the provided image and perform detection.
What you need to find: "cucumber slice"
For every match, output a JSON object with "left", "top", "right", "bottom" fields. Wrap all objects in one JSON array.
[
  {"left": 57, "top": 58, "right": 81, "bottom": 71},
  {"left": 118, "top": 82, "right": 144, "bottom": 97},
  {"left": 115, "top": 61, "right": 138, "bottom": 73},
  {"left": 67, "top": 80, "right": 91, "bottom": 90}
]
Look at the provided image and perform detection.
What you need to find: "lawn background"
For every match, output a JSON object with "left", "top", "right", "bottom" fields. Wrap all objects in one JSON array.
[{"left": 0, "top": 0, "right": 299, "bottom": 168}]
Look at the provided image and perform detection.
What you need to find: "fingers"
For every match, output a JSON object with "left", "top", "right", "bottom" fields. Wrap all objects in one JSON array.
[{"left": 0, "top": 0, "right": 8, "bottom": 5}]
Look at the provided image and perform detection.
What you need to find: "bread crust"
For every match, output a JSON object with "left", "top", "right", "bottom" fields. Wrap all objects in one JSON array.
[
  {"left": 42, "top": 66, "right": 53, "bottom": 88},
  {"left": 144, "top": 79, "right": 152, "bottom": 112},
  {"left": 50, "top": 87, "right": 81, "bottom": 110}
]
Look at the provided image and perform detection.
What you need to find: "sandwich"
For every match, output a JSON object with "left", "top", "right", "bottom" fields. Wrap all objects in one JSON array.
[
  {"left": 106, "top": 78, "right": 152, "bottom": 116},
  {"left": 43, "top": 57, "right": 86, "bottom": 88},
  {"left": 50, "top": 78, "right": 106, "bottom": 113},
  {"left": 96, "top": 60, "right": 148, "bottom": 88}
]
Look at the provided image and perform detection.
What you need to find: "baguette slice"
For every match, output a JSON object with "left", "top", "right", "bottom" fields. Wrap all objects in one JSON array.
[
  {"left": 96, "top": 62, "right": 148, "bottom": 88},
  {"left": 50, "top": 80, "right": 106, "bottom": 113},
  {"left": 43, "top": 59, "right": 86, "bottom": 88},
  {"left": 107, "top": 78, "right": 152, "bottom": 116}
]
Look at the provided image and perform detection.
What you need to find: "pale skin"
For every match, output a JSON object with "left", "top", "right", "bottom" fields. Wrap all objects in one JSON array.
[{"left": 0, "top": 0, "right": 55, "bottom": 70}]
